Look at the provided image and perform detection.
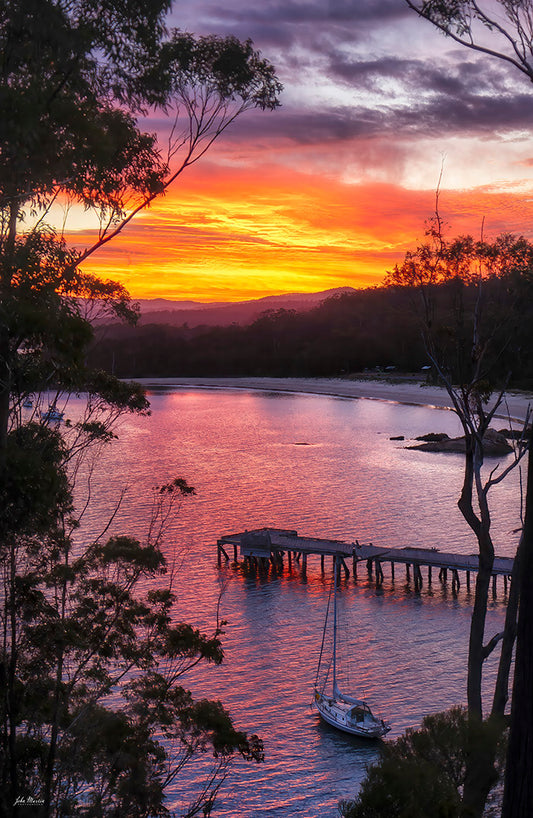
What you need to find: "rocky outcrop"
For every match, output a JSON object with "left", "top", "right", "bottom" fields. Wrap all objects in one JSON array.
[
  {"left": 497, "top": 427, "right": 531, "bottom": 441},
  {"left": 408, "top": 428, "right": 513, "bottom": 456}
]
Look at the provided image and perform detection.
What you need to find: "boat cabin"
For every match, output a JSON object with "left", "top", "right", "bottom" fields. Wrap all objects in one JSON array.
[{"left": 349, "top": 704, "right": 374, "bottom": 724}]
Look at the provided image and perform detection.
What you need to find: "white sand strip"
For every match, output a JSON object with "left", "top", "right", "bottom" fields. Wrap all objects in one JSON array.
[{"left": 136, "top": 376, "right": 533, "bottom": 424}]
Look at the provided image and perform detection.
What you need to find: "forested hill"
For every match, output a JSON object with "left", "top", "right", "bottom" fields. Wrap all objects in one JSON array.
[
  {"left": 134, "top": 287, "right": 357, "bottom": 327},
  {"left": 87, "top": 285, "right": 533, "bottom": 386},
  {"left": 89, "top": 288, "right": 422, "bottom": 377}
]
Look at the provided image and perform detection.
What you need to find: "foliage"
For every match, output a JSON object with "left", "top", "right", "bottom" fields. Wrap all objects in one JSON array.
[
  {"left": 0, "top": 0, "right": 281, "bottom": 449},
  {"left": 0, "top": 2, "right": 279, "bottom": 814},
  {"left": 0, "top": 1, "right": 281, "bottom": 227},
  {"left": 385, "top": 222, "right": 533, "bottom": 391},
  {"left": 401, "top": 6, "right": 533, "bottom": 814},
  {"left": 383, "top": 216, "right": 531, "bottom": 818},
  {"left": 339, "top": 708, "right": 506, "bottom": 818},
  {"left": 1, "top": 0, "right": 169, "bottom": 217},
  {"left": 0, "top": 463, "right": 263, "bottom": 817},
  {"left": 88, "top": 222, "right": 533, "bottom": 386},
  {"left": 87, "top": 291, "right": 426, "bottom": 378}
]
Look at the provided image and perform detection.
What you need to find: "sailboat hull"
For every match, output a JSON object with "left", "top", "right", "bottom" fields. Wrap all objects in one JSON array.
[
  {"left": 314, "top": 555, "right": 391, "bottom": 739},
  {"left": 315, "top": 692, "right": 390, "bottom": 739}
]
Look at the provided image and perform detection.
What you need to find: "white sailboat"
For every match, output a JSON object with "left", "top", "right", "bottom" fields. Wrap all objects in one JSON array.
[
  {"left": 314, "top": 555, "right": 390, "bottom": 739},
  {"left": 40, "top": 403, "right": 64, "bottom": 422}
]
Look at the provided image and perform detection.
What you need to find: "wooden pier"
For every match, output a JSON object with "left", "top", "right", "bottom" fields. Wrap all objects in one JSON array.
[{"left": 216, "top": 528, "right": 514, "bottom": 596}]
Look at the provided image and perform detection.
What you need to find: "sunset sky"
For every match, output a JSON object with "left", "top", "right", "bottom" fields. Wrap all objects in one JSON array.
[{"left": 75, "top": 0, "right": 533, "bottom": 301}]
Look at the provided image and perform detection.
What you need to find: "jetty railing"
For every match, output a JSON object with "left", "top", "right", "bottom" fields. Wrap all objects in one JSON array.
[{"left": 216, "top": 528, "right": 514, "bottom": 596}]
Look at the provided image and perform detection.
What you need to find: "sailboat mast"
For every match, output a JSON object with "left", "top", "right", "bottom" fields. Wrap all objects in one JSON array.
[{"left": 332, "top": 554, "right": 337, "bottom": 693}]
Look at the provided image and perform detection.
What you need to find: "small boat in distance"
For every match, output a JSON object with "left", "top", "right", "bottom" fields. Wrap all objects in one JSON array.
[
  {"left": 314, "top": 555, "right": 390, "bottom": 739},
  {"left": 41, "top": 405, "right": 64, "bottom": 422}
]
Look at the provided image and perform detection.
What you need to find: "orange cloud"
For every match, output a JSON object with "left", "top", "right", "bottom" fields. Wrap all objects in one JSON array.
[{"left": 69, "top": 161, "right": 533, "bottom": 301}]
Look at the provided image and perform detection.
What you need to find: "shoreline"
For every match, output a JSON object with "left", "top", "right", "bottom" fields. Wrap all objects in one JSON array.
[{"left": 136, "top": 376, "right": 533, "bottom": 423}]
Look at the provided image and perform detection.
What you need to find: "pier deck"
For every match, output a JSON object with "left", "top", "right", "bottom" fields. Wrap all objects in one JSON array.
[{"left": 217, "top": 528, "right": 514, "bottom": 594}]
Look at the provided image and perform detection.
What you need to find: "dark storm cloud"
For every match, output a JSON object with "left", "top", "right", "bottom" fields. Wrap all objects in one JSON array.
[
  {"left": 175, "top": 0, "right": 411, "bottom": 48},
  {"left": 246, "top": 107, "right": 385, "bottom": 144},
  {"left": 173, "top": 1, "right": 533, "bottom": 149},
  {"left": 399, "top": 91, "right": 533, "bottom": 135},
  {"left": 224, "top": 75, "right": 533, "bottom": 150},
  {"left": 242, "top": 0, "right": 409, "bottom": 26},
  {"left": 327, "top": 49, "right": 508, "bottom": 95},
  {"left": 212, "top": 35, "right": 533, "bottom": 149}
]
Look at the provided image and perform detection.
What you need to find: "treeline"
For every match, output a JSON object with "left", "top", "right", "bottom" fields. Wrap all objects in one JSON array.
[
  {"left": 88, "top": 288, "right": 424, "bottom": 377},
  {"left": 87, "top": 283, "right": 533, "bottom": 386}
]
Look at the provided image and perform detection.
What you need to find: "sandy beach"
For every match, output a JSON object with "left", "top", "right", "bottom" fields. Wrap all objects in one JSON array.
[{"left": 138, "top": 375, "right": 533, "bottom": 424}]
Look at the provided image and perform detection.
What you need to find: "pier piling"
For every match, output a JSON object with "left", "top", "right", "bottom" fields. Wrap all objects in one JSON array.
[
  {"left": 216, "top": 529, "right": 513, "bottom": 598},
  {"left": 414, "top": 564, "right": 423, "bottom": 590}
]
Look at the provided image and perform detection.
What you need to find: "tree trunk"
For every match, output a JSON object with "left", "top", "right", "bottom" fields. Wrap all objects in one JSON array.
[
  {"left": 7, "top": 542, "right": 19, "bottom": 817},
  {"left": 462, "top": 560, "right": 497, "bottom": 818},
  {"left": 461, "top": 734, "right": 499, "bottom": 818},
  {"left": 0, "top": 326, "right": 10, "bottom": 462},
  {"left": 466, "top": 564, "right": 491, "bottom": 717},
  {"left": 460, "top": 439, "right": 494, "bottom": 717},
  {"left": 461, "top": 554, "right": 496, "bottom": 818},
  {"left": 492, "top": 540, "right": 521, "bottom": 716},
  {"left": 501, "top": 442, "right": 533, "bottom": 817},
  {"left": 0, "top": 200, "right": 18, "bottom": 461},
  {"left": 461, "top": 439, "right": 497, "bottom": 817}
]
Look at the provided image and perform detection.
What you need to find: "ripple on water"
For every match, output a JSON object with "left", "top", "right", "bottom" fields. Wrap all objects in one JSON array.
[{"left": 67, "top": 388, "right": 514, "bottom": 816}]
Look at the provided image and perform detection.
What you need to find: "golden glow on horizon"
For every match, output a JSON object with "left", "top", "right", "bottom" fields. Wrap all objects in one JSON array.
[{"left": 70, "top": 163, "right": 533, "bottom": 301}]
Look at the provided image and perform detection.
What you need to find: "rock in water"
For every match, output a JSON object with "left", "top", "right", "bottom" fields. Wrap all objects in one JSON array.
[{"left": 408, "top": 428, "right": 512, "bottom": 456}]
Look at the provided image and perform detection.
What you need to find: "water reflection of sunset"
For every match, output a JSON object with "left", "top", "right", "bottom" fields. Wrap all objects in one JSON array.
[{"left": 70, "top": 386, "right": 511, "bottom": 816}]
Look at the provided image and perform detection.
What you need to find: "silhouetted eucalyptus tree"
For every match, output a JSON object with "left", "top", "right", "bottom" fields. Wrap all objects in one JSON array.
[
  {"left": 0, "top": 0, "right": 282, "bottom": 455},
  {"left": 402, "top": 6, "right": 533, "bottom": 815},
  {"left": 0, "top": 2, "right": 280, "bottom": 814},
  {"left": 386, "top": 219, "right": 531, "bottom": 816},
  {"left": 0, "top": 457, "right": 264, "bottom": 817}
]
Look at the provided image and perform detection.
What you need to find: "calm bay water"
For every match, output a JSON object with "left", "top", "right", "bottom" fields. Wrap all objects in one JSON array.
[{"left": 69, "top": 386, "right": 522, "bottom": 816}]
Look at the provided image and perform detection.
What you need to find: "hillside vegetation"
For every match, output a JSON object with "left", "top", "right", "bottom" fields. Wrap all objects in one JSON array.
[{"left": 87, "top": 284, "right": 533, "bottom": 387}]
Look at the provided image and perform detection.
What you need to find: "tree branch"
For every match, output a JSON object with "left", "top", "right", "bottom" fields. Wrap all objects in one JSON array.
[
  {"left": 404, "top": 0, "right": 533, "bottom": 81},
  {"left": 482, "top": 630, "right": 504, "bottom": 660}
]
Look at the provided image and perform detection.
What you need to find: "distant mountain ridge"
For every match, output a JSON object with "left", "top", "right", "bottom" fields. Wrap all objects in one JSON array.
[{"left": 134, "top": 287, "right": 357, "bottom": 328}]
